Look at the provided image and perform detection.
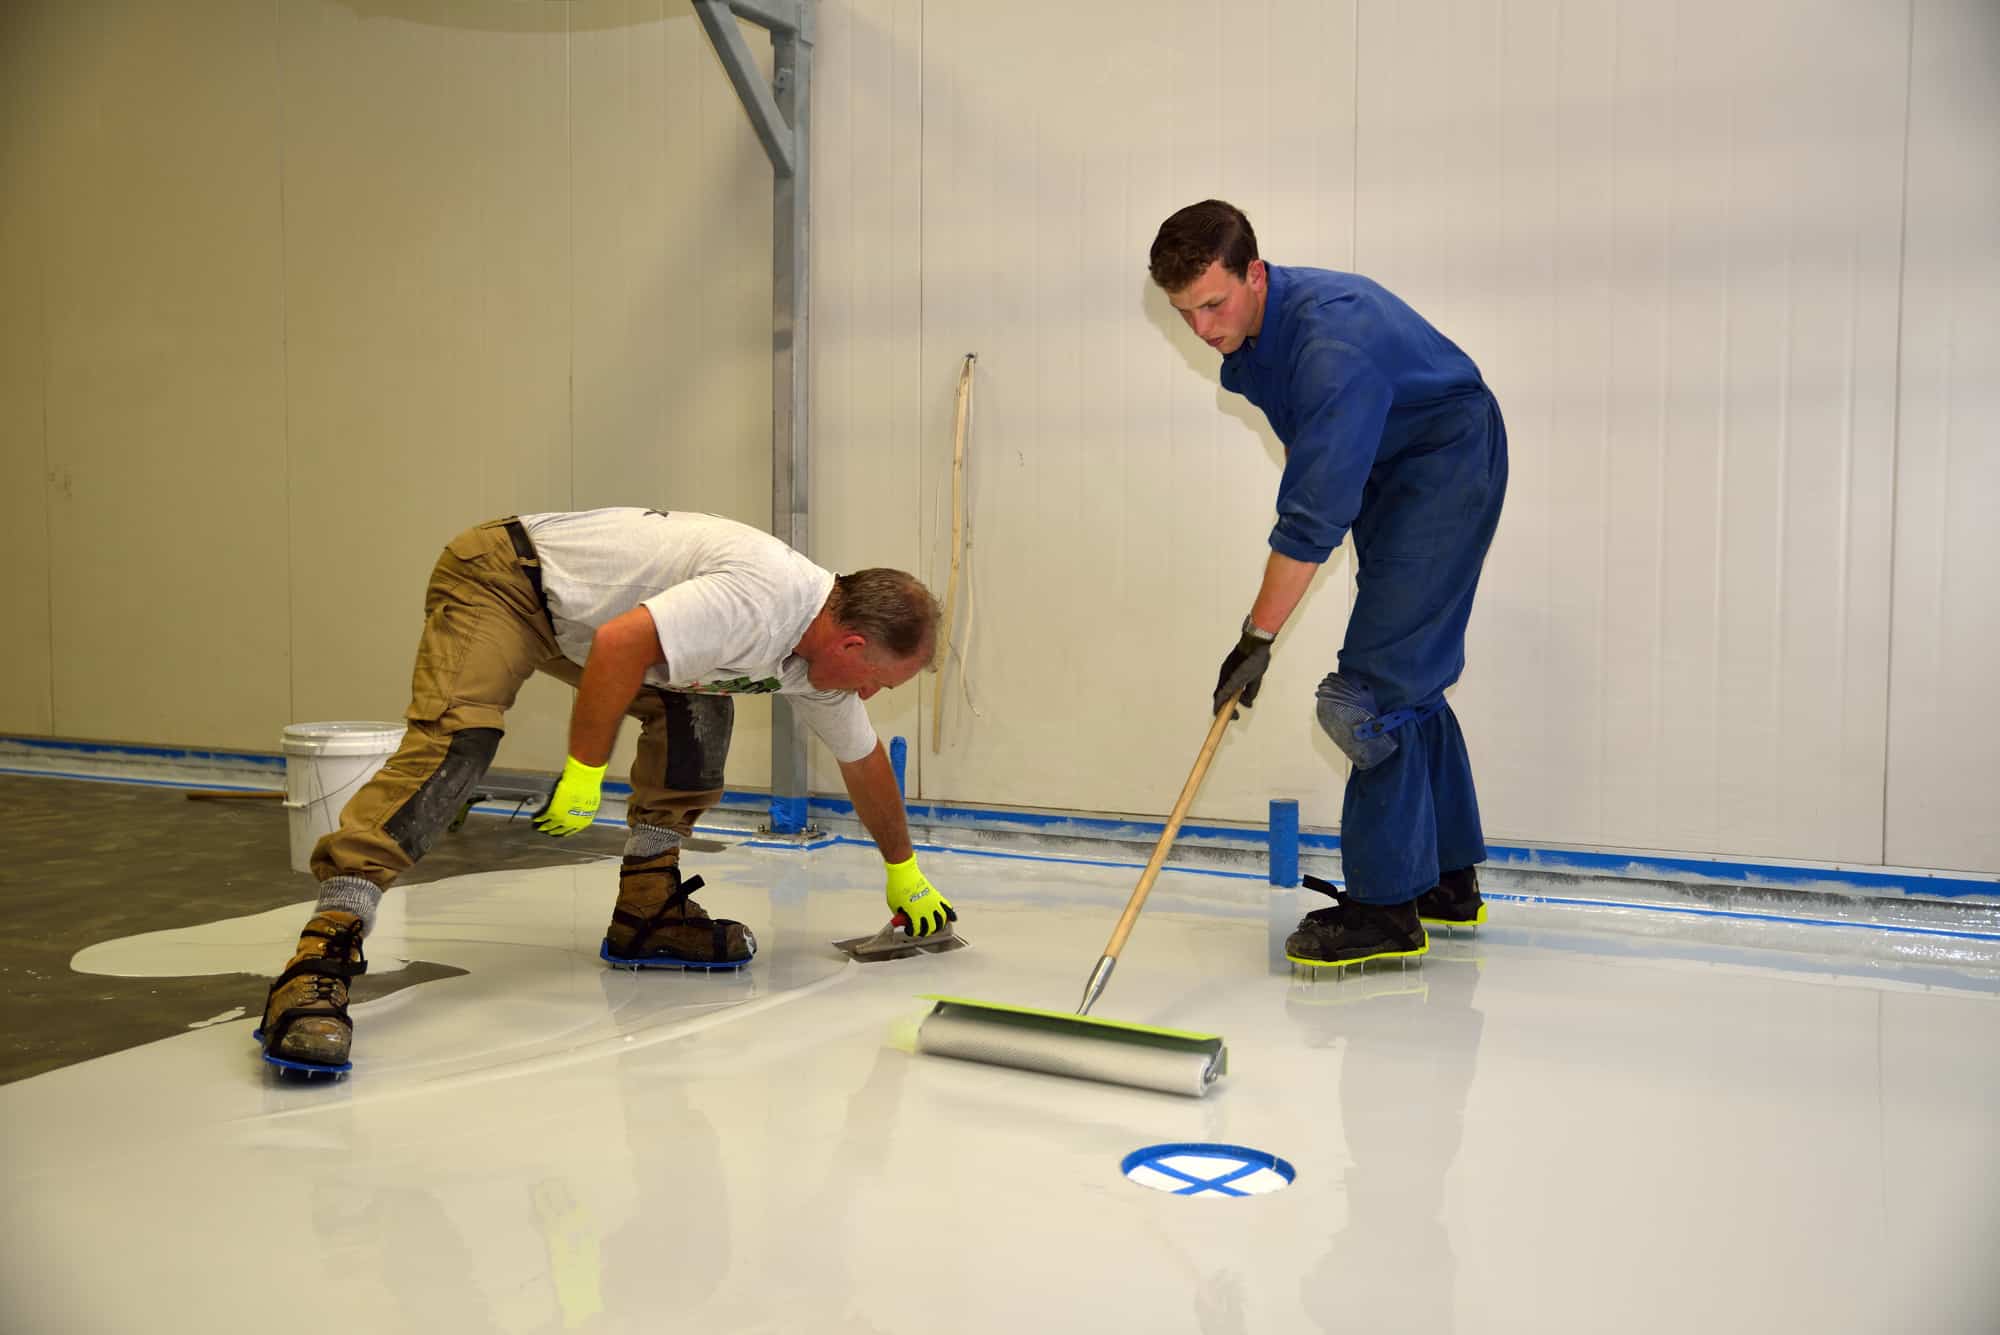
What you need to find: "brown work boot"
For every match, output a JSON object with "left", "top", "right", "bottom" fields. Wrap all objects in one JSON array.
[
  {"left": 259, "top": 910, "right": 369, "bottom": 1070},
  {"left": 604, "top": 853, "right": 754, "bottom": 966}
]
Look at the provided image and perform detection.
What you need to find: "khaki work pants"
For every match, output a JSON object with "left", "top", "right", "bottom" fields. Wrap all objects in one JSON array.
[{"left": 309, "top": 519, "right": 733, "bottom": 888}]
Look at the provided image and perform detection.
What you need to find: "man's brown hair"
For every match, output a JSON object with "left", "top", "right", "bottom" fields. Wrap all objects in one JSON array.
[
  {"left": 1148, "top": 199, "right": 1259, "bottom": 292},
  {"left": 831, "top": 569, "right": 939, "bottom": 663}
]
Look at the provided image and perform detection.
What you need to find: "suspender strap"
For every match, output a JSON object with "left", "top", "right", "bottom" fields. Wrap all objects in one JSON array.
[{"left": 501, "top": 518, "right": 548, "bottom": 614}]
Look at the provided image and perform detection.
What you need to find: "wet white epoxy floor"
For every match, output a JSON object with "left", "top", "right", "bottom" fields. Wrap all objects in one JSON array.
[{"left": 5, "top": 838, "right": 1998, "bottom": 1333}]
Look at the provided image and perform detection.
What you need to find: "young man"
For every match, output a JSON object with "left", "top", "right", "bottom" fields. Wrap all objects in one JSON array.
[
  {"left": 259, "top": 507, "right": 952, "bottom": 1074},
  {"left": 1149, "top": 200, "right": 1508, "bottom": 968}
]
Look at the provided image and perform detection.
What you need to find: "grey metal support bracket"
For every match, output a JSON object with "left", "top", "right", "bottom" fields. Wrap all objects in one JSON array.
[
  {"left": 691, "top": 0, "right": 810, "bottom": 178},
  {"left": 692, "top": 0, "right": 817, "bottom": 836}
]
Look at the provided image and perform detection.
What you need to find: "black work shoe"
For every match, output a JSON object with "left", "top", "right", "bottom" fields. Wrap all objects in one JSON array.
[
  {"left": 1415, "top": 866, "right": 1486, "bottom": 930},
  {"left": 1285, "top": 876, "right": 1428, "bottom": 968}
]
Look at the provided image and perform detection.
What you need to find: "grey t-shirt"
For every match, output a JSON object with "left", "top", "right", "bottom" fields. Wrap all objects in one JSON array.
[{"left": 518, "top": 508, "right": 878, "bottom": 763}]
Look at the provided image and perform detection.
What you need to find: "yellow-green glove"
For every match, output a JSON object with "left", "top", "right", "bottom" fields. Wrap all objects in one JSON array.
[
  {"left": 884, "top": 855, "right": 955, "bottom": 937},
  {"left": 533, "top": 756, "right": 608, "bottom": 837}
]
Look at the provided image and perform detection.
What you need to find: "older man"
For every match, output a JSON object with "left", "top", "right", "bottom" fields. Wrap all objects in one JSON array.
[
  {"left": 1149, "top": 200, "right": 1508, "bottom": 969},
  {"left": 260, "top": 507, "right": 949, "bottom": 1075}
]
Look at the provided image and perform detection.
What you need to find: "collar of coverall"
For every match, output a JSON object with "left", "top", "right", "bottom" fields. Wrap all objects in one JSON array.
[{"left": 1234, "top": 260, "right": 1286, "bottom": 370}]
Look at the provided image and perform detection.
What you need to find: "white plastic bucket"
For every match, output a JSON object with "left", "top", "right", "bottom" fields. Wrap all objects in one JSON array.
[{"left": 281, "top": 721, "right": 406, "bottom": 874}]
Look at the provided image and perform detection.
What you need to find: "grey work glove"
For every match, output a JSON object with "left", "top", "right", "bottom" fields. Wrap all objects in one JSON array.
[{"left": 1212, "top": 619, "right": 1276, "bottom": 717}]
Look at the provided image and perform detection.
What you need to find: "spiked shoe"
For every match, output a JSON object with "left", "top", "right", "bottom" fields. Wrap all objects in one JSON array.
[
  {"left": 1415, "top": 866, "right": 1487, "bottom": 931},
  {"left": 257, "top": 910, "right": 369, "bottom": 1073},
  {"left": 604, "top": 853, "right": 754, "bottom": 967},
  {"left": 1285, "top": 876, "right": 1428, "bottom": 969}
]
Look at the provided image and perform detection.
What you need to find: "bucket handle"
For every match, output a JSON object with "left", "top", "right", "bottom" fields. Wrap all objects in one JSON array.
[
  {"left": 282, "top": 740, "right": 339, "bottom": 813},
  {"left": 282, "top": 728, "right": 404, "bottom": 814}
]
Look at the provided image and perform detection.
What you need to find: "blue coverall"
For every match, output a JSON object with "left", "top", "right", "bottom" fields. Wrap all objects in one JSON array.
[{"left": 1221, "top": 264, "right": 1508, "bottom": 905}]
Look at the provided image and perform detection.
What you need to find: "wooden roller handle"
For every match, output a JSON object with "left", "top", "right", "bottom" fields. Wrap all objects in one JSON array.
[{"left": 1099, "top": 692, "right": 1240, "bottom": 961}]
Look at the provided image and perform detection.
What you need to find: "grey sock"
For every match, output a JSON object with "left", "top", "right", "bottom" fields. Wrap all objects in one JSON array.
[
  {"left": 624, "top": 824, "right": 683, "bottom": 859},
  {"left": 315, "top": 876, "right": 383, "bottom": 936}
]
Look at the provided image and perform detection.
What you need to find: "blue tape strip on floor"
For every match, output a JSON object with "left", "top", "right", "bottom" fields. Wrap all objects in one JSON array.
[
  {"left": 747, "top": 793, "right": 2000, "bottom": 902},
  {"left": 820, "top": 832, "right": 1271, "bottom": 883},
  {"left": 9, "top": 735, "right": 1997, "bottom": 904},
  {"left": 0, "top": 767, "right": 284, "bottom": 792},
  {"left": 1479, "top": 843, "right": 1999, "bottom": 900},
  {"left": 1486, "top": 892, "right": 2000, "bottom": 944},
  {"left": 0, "top": 736, "right": 287, "bottom": 769},
  {"left": 743, "top": 834, "right": 2000, "bottom": 944}
]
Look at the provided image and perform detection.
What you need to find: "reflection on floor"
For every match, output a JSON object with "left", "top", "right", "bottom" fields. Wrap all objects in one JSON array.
[{"left": 5, "top": 837, "right": 1997, "bottom": 1333}]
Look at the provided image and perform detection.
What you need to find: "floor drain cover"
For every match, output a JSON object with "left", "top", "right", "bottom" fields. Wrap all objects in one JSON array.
[{"left": 1121, "top": 1142, "right": 1296, "bottom": 1197}]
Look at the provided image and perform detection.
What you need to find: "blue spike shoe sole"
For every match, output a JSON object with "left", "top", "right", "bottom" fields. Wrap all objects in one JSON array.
[
  {"left": 251, "top": 1028, "right": 352, "bottom": 1080},
  {"left": 599, "top": 939, "right": 753, "bottom": 972}
]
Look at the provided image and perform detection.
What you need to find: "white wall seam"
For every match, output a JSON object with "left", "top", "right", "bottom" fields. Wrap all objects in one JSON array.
[
  {"left": 273, "top": 0, "right": 295, "bottom": 735},
  {"left": 32, "top": 7, "right": 56, "bottom": 736},
  {"left": 1878, "top": 0, "right": 1916, "bottom": 857}
]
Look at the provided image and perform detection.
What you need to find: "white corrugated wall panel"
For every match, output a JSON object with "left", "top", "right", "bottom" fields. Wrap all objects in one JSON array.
[
  {"left": 566, "top": 0, "right": 778, "bottom": 784},
  {"left": 0, "top": 3, "right": 55, "bottom": 737},
  {"left": 31, "top": 0, "right": 293, "bottom": 752},
  {"left": 1426, "top": 0, "right": 1909, "bottom": 861},
  {"left": 1885, "top": 0, "right": 2000, "bottom": 874},
  {"left": 809, "top": 0, "right": 928, "bottom": 792},
  {"left": 279, "top": 0, "right": 574, "bottom": 763},
  {"left": 915, "top": 0, "right": 1320, "bottom": 818},
  {"left": 898, "top": 0, "right": 1911, "bottom": 861}
]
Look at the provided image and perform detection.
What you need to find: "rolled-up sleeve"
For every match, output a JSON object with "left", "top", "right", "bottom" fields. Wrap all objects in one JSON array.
[{"left": 1268, "top": 344, "right": 1393, "bottom": 563}]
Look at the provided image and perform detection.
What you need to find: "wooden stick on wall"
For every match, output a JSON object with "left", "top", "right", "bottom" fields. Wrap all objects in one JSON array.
[{"left": 932, "top": 353, "right": 975, "bottom": 754}]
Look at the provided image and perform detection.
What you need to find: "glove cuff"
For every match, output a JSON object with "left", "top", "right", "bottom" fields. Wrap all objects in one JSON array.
[
  {"left": 562, "top": 755, "right": 609, "bottom": 782},
  {"left": 1240, "top": 615, "right": 1276, "bottom": 644}
]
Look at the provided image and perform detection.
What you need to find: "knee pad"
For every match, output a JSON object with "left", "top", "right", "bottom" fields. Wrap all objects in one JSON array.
[
  {"left": 383, "top": 726, "right": 501, "bottom": 861},
  {"left": 1315, "top": 675, "right": 1447, "bottom": 770},
  {"left": 661, "top": 692, "right": 734, "bottom": 791},
  {"left": 1315, "top": 674, "right": 1399, "bottom": 770}
]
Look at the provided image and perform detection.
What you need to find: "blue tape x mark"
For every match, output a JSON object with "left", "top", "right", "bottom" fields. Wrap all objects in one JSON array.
[{"left": 1152, "top": 1157, "right": 1265, "bottom": 1197}]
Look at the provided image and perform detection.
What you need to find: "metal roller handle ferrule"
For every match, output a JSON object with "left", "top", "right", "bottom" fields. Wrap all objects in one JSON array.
[{"left": 1077, "top": 955, "right": 1117, "bottom": 1016}]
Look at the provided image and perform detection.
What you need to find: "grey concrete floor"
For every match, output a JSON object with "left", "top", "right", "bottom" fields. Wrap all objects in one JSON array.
[{"left": 0, "top": 772, "right": 634, "bottom": 1085}]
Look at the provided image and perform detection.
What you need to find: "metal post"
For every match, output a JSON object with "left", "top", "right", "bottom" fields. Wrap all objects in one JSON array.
[
  {"left": 691, "top": 0, "right": 815, "bottom": 836},
  {"left": 768, "top": 16, "right": 812, "bottom": 834}
]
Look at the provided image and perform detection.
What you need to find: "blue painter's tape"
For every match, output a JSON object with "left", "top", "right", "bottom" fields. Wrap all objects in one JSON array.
[
  {"left": 815, "top": 833, "right": 1268, "bottom": 883},
  {"left": 1481, "top": 845, "right": 1998, "bottom": 902},
  {"left": 890, "top": 736, "right": 908, "bottom": 797},
  {"left": 786, "top": 789, "right": 1343, "bottom": 854},
  {"left": 2, "top": 736, "right": 287, "bottom": 770},
  {"left": 767, "top": 794, "right": 809, "bottom": 836},
  {"left": 1268, "top": 799, "right": 1300, "bottom": 888},
  {"left": 1484, "top": 892, "right": 2000, "bottom": 944},
  {"left": 0, "top": 768, "right": 284, "bottom": 792},
  {"left": 770, "top": 789, "right": 1995, "bottom": 901},
  {"left": 10, "top": 735, "right": 1997, "bottom": 901}
]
